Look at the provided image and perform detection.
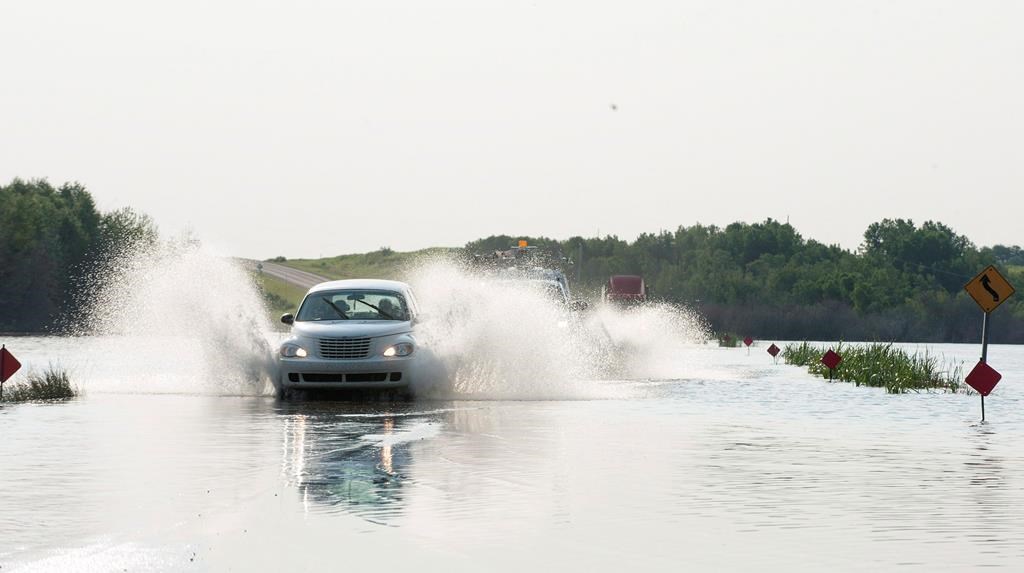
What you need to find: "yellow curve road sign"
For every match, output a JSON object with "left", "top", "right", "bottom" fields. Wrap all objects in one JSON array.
[{"left": 965, "top": 265, "right": 1016, "bottom": 313}]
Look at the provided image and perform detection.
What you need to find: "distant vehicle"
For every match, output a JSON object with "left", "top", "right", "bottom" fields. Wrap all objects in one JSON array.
[
  {"left": 602, "top": 275, "right": 646, "bottom": 304},
  {"left": 474, "top": 241, "right": 587, "bottom": 315},
  {"left": 494, "top": 267, "right": 571, "bottom": 304},
  {"left": 276, "top": 279, "right": 421, "bottom": 396}
]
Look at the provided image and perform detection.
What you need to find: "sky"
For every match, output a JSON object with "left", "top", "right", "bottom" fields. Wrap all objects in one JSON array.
[{"left": 2, "top": 1, "right": 1022, "bottom": 259}]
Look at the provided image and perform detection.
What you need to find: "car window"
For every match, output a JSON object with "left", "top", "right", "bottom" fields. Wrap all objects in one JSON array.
[{"left": 296, "top": 289, "right": 409, "bottom": 321}]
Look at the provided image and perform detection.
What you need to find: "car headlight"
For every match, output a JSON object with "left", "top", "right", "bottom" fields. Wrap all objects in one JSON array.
[
  {"left": 382, "top": 342, "right": 414, "bottom": 357},
  {"left": 280, "top": 343, "right": 308, "bottom": 358}
]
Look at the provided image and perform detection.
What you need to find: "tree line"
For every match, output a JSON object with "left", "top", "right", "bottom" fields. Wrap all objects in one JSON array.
[
  {"left": 4, "top": 177, "right": 1021, "bottom": 342},
  {"left": 0, "top": 179, "right": 156, "bottom": 332},
  {"left": 466, "top": 219, "right": 1024, "bottom": 343}
]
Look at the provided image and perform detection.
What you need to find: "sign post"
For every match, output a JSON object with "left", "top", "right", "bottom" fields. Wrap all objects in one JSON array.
[
  {"left": 821, "top": 349, "right": 842, "bottom": 381},
  {"left": 743, "top": 337, "right": 753, "bottom": 355},
  {"left": 0, "top": 345, "right": 24, "bottom": 401},
  {"left": 964, "top": 265, "right": 1015, "bottom": 421},
  {"left": 981, "top": 310, "right": 990, "bottom": 421},
  {"left": 965, "top": 265, "right": 1015, "bottom": 315},
  {"left": 767, "top": 343, "right": 781, "bottom": 365}
]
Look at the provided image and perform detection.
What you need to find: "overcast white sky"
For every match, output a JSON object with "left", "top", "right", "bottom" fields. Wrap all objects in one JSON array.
[{"left": 2, "top": 1, "right": 1022, "bottom": 259}]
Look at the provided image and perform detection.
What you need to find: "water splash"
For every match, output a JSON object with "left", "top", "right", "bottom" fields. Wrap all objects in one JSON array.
[
  {"left": 72, "top": 241, "right": 710, "bottom": 399},
  {"left": 406, "top": 256, "right": 710, "bottom": 400},
  {"left": 585, "top": 301, "right": 712, "bottom": 381},
  {"left": 80, "top": 237, "right": 275, "bottom": 395}
]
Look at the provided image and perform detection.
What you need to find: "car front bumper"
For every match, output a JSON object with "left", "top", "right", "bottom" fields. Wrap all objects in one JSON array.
[{"left": 278, "top": 355, "right": 416, "bottom": 390}]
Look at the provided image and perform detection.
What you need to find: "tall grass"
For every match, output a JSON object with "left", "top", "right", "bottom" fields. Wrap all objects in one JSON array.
[
  {"left": 717, "top": 333, "right": 741, "bottom": 347},
  {"left": 784, "top": 342, "right": 964, "bottom": 394},
  {"left": 1, "top": 365, "right": 79, "bottom": 402}
]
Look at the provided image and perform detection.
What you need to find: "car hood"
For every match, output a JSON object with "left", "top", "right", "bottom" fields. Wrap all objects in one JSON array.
[{"left": 290, "top": 320, "right": 413, "bottom": 339}]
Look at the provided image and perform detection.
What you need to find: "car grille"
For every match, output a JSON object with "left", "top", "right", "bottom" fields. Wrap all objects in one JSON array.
[{"left": 318, "top": 337, "right": 372, "bottom": 359}]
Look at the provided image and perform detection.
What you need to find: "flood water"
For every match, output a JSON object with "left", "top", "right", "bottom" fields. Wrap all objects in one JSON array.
[{"left": 2, "top": 337, "right": 1023, "bottom": 572}]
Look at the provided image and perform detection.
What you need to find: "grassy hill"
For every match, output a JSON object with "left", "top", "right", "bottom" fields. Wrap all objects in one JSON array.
[
  {"left": 274, "top": 247, "right": 457, "bottom": 281},
  {"left": 257, "top": 273, "right": 309, "bottom": 316}
]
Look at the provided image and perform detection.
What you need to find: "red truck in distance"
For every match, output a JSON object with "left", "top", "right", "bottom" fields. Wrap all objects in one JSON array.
[{"left": 602, "top": 275, "right": 646, "bottom": 305}]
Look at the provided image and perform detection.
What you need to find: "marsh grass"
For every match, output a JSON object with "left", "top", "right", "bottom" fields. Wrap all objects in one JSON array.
[
  {"left": 1, "top": 364, "right": 79, "bottom": 402},
  {"left": 784, "top": 342, "right": 964, "bottom": 394},
  {"left": 717, "top": 333, "right": 741, "bottom": 347}
]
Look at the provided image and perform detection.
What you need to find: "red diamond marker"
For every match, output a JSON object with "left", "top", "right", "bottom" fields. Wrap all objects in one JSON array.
[
  {"left": 1, "top": 346, "right": 22, "bottom": 383},
  {"left": 821, "top": 349, "right": 842, "bottom": 370},
  {"left": 965, "top": 361, "right": 1001, "bottom": 397},
  {"left": 767, "top": 343, "right": 780, "bottom": 358},
  {"left": 743, "top": 337, "right": 753, "bottom": 347}
]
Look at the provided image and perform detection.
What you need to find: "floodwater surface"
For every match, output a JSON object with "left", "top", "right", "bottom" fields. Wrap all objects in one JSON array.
[{"left": 2, "top": 338, "right": 1024, "bottom": 571}]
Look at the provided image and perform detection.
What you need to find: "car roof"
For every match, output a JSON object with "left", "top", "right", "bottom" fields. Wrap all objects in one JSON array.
[{"left": 307, "top": 279, "right": 412, "bottom": 294}]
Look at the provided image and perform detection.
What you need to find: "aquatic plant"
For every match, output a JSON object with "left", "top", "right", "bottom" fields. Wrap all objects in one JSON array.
[
  {"left": 717, "top": 333, "right": 741, "bottom": 347},
  {"left": 783, "top": 342, "right": 964, "bottom": 394},
  {"left": 1, "top": 365, "right": 79, "bottom": 402}
]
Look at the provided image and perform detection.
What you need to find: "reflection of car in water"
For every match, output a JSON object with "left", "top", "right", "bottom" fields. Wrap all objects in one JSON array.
[
  {"left": 276, "top": 279, "right": 422, "bottom": 397},
  {"left": 279, "top": 404, "right": 415, "bottom": 522}
]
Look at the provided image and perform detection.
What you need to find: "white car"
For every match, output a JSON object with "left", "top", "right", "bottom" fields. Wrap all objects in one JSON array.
[{"left": 276, "top": 279, "right": 421, "bottom": 395}]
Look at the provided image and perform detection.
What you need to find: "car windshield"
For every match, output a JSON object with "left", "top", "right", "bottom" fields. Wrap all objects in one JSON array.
[{"left": 296, "top": 289, "right": 410, "bottom": 322}]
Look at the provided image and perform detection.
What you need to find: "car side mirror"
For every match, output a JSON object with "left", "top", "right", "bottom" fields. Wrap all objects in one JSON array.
[{"left": 281, "top": 313, "right": 295, "bottom": 325}]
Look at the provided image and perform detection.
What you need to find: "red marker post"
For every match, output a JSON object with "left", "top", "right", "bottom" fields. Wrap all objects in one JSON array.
[
  {"left": 1, "top": 345, "right": 23, "bottom": 401},
  {"left": 965, "top": 362, "right": 1001, "bottom": 396},
  {"left": 767, "top": 343, "right": 781, "bottom": 364},
  {"left": 965, "top": 361, "right": 1002, "bottom": 421},
  {"left": 743, "top": 337, "right": 753, "bottom": 355},
  {"left": 821, "top": 348, "right": 842, "bottom": 381}
]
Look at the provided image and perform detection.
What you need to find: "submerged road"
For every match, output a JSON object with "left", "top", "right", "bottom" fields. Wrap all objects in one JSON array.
[
  {"left": 240, "top": 259, "right": 329, "bottom": 289},
  {"left": 7, "top": 340, "right": 1024, "bottom": 571}
]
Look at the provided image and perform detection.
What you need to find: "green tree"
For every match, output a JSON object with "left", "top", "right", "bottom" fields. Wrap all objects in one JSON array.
[{"left": 0, "top": 179, "right": 158, "bottom": 332}]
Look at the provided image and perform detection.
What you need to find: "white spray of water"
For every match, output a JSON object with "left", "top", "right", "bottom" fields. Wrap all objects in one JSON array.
[
  {"left": 80, "top": 239, "right": 275, "bottom": 395},
  {"left": 74, "top": 241, "right": 710, "bottom": 399},
  {"left": 585, "top": 301, "right": 713, "bottom": 381},
  {"left": 407, "top": 257, "right": 711, "bottom": 400}
]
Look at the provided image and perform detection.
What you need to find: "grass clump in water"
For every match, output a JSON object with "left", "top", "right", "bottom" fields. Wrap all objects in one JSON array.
[
  {"left": 717, "top": 333, "right": 741, "bottom": 347},
  {"left": 783, "top": 342, "right": 964, "bottom": 394},
  {"left": 1, "top": 365, "right": 79, "bottom": 402}
]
